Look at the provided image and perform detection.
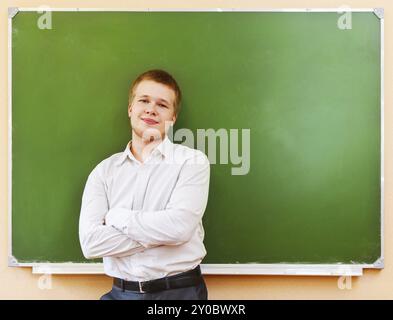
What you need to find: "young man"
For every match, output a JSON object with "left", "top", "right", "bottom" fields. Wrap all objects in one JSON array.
[{"left": 79, "top": 69, "right": 210, "bottom": 300}]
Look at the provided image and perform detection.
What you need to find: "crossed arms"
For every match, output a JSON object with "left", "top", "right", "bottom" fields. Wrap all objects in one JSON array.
[{"left": 79, "top": 155, "right": 210, "bottom": 259}]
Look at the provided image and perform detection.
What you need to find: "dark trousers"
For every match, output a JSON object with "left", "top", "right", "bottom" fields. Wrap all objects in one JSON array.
[{"left": 100, "top": 277, "right": 208, "bottom": 300}]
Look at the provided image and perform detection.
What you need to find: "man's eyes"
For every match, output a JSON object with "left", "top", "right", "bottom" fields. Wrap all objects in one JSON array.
[{"left": 139, "top": 99, "right": 168, "bottom": 108}]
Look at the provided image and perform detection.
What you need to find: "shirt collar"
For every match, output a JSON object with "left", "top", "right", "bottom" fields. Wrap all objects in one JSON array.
[
  {"left": 115, "top": 136, "right": 174, "bottom": 166},
  {"left": 155, "top": 135, "right": 174, "bottom": 159}
]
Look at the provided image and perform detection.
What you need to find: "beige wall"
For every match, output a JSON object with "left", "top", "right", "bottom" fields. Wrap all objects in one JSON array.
[{"left": 1, "top": 0, "right": 391, "bottom": 300}]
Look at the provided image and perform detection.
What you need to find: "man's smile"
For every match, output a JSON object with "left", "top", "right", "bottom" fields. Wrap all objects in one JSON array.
[{"left": 141, "top": 117, "right": 159, "bottom": 125}]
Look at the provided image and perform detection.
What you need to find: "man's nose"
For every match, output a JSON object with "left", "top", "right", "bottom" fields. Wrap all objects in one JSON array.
[{"left": 145, "top": 103, "right": 157, "bottom": 115}]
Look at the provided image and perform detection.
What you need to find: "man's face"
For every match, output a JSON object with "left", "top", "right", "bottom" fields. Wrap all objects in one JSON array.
[{"left": 128, "top": 80, "right": 177, "bottom": 141}]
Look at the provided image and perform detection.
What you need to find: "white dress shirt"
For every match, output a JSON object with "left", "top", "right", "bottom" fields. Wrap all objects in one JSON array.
[{"left": 79, "top": 136, "right": 210, "bottom": 281}]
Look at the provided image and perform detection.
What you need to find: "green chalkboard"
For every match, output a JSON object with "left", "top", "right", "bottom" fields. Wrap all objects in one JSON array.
[{"left": 11, "top": 10, "right": 382, "bottom": 266}]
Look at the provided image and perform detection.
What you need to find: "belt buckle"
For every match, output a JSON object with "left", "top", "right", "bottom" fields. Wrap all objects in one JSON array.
[{"left": 139, "top": 281, "right": 146, "bottom": 293}]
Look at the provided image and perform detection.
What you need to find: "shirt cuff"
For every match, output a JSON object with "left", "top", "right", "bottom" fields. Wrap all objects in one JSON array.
[
  {"left": 105, "top": 208, "right": 154, "bottom": 249},
  {"left": 105, "top": 208, "right": 132, "bottom": 233}
]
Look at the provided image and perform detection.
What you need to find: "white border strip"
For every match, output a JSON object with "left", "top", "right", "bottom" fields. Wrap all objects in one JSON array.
[
  {"left": 7, "top": 9, "right": 15, "bottom": 267},
  {"left": 15, "top": 7, "right": 375, "bottom": 12},
  {"left": 379, "top": 13, "right": 385, "bottom": 268},
  {"left": 32, "top": 263, "right": 104, "bottom": 275},
  {"left": 31, "top": 263, "right": 364, "bottom": 276},
  {"left": 8, "top": 7, "right": 383, "bottom": 275}
]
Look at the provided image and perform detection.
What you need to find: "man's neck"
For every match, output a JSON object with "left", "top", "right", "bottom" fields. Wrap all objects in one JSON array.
[{"left": 130, "top": 132, "right": 164, "bottom": 163}]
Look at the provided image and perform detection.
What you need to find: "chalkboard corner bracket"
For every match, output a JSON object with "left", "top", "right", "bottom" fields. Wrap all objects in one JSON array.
[
  {"left": 373, "top": 7, "right": 384, "bottom": 20},
  {"left": 372, "top": 257, "right": 384, "bottom": 269},
  {"left": 8, "top": 7, "right": 19, "bottom": 19},
  {"left": 8, "top": 255, "right": 19, "bottom": 267}
]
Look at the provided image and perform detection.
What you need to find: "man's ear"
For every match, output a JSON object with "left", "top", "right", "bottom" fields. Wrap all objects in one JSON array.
[
  {"left": 128, "top": 103, "right": 132, "bottom": 117},
  {"left": 172, "top": 113, "right": 177, "bottom": 124}
]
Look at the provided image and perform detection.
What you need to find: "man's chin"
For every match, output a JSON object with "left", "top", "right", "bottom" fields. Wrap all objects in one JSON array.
[{"left": 141, "top": 127, "right": 164, "bottom": 142}]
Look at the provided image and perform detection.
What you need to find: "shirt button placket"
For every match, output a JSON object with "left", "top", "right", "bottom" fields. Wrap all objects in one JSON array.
[{"left": 133, "top": 164, "right": 149, "bottom": 211}]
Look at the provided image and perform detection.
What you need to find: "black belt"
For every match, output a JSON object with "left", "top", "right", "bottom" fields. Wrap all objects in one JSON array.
[{"left": 113, "top": 265, "right": 203, "bottom": 293}]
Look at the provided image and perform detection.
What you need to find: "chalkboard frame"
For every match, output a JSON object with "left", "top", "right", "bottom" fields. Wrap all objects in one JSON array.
[{"left": 7, "top": 7, "right": 384, "bottom": 276}]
